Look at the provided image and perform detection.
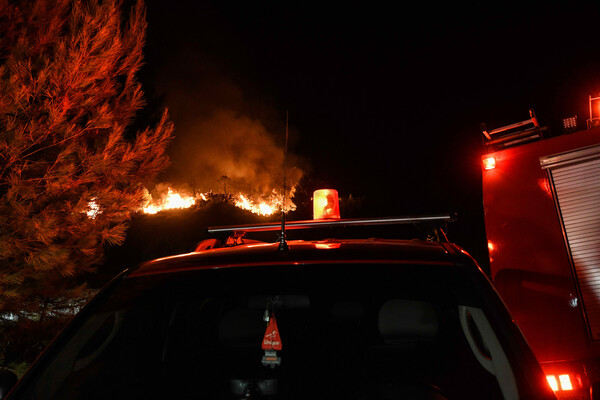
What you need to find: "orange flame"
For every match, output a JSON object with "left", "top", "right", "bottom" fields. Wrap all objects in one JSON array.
[
  {"left": 142, "top": 188, "right": 196, "bottom": 214},
  {"left": 234, "top": 189, "right": 296, "bottom": 216},
  {"left": 82, "top": 188, "right": 295, "bottom": 219},
  {"left": 235, "top": 194, "right": 276, "bottom": 216},
  {"left": 140, "top": 187, "right": 295, "bottom": 216},
  {"left": 86, "top": 198, "right": 100, "bottom": 219}
]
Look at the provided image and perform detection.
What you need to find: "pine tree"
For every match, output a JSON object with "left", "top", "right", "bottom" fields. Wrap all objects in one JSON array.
[{"left": 0, "top": 0, "right": 174, "bottom": 321}]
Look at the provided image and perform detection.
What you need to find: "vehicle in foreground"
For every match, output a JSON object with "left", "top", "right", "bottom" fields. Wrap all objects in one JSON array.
[
  {"left": 4, "top": 193, "right": 555, "bottom": 399},
  {"left": 481, "top": 102, "right": 600, "bottom": 400}
]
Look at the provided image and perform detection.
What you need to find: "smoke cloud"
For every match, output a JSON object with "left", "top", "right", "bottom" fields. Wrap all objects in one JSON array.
[
  {"left": 170, "top": 108, "right": 302, "bottom": 195},
  {"left": 151, "top": 50, "right": 304, "bottom": 197}
]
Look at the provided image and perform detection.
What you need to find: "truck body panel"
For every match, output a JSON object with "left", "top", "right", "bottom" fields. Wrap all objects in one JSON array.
[
  {"left": 482, "top": 129, "right": 600, "bottom": 361},
  {"left": 482, "top": 126, "right": 600, "bottom": 397}
]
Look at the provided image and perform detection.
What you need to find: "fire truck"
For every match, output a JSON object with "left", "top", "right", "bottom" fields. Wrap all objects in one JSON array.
[{"left": 481, "top": 98, "right": 600, "bottom": 400}]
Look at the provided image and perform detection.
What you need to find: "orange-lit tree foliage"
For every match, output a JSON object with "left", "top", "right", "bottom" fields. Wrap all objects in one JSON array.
[{"left": 0, "top": 0, "right": 173, "bottom": 325}]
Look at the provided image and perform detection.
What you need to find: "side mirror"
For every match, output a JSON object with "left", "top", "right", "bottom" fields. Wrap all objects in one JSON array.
[{"left": 0, "top": 368, "right": 18, "bottom": 399}]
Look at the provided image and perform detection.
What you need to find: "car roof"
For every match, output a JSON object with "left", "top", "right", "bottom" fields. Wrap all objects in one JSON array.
[{"left": 129, "top": 238, "right": 460, "bottom": 278}]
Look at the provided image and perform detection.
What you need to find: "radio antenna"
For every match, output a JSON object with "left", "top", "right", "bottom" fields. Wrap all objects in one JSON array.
[{"left": 278, "top": 110, "right": 289, "bottom": 252}]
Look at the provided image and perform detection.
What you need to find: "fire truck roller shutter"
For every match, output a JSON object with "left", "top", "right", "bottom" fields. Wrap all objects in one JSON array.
[{"left": 540, "top": 144, "right": 600, "bottom": 341}]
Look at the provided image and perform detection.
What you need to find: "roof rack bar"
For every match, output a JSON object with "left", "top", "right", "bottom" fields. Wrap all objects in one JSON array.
[
  {"left": 481, "top": 109, "right": 540, "bottom": 141},
  {"left": 484, "top": 126, "right": 546, "bottom": 147},
  {"left": 483, "top": 118, "right": 536, "bottom": 139},
  {"left": 207, "top": 214, "right": 456, "bottom": 234}
]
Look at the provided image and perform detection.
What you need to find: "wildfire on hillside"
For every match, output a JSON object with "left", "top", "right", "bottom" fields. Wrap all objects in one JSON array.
[
  {"left": 140, "top": 186, "right": 296, "bottom": 217},
  {"left": 142, "top": 188, "right": 196, "bottom": 214}
]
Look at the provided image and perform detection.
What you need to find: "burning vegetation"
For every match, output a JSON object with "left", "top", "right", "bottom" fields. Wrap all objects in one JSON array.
[
  {"left": 152, "top": 56, "right": 306, "bottom": 218},
  {"left": 139, "top": 186, "right": 296, "bottom": 216}
]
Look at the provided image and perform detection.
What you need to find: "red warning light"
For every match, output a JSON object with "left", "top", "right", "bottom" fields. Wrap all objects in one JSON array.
[
  {"left": 483, "top": 156, "right": 496, "bottom": 170},
  {"left": 558, "top": 374, "right": 573, "bottom": 390},
  {"left": 545, "top": 373, "right": 582, "bottom": 392},
  {"left": 313, "top": 189, "right": 340, "bottom": 220},
  {"left": 546, "top": 375, "right": 559, "bottom": 391}
]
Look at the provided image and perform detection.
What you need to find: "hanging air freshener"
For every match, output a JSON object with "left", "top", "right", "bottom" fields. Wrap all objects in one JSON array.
[{"left": 261, "top": 313, "right": 282, "bottom": 368}]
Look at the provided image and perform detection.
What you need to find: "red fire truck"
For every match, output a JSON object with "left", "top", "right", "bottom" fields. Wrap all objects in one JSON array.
[{"left": 481, "top": 101, "right": 600, "bottom": 400}]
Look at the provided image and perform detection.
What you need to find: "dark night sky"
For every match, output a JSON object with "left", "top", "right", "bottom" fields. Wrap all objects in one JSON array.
[{"left": 136, "top": 2, "right": 600, "bottom": 262}]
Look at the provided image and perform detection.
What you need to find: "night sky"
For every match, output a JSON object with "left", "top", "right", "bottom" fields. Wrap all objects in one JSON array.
[{"left": 134, "top": 2, "right": 600, "bottom": 264}]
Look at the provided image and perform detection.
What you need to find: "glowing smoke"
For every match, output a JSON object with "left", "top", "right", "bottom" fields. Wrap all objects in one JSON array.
[
  {"left": 172, "top": 109, "right": 301, "bottom": 194},
  {"left": 150, "top": 51, "right": 304, "bottom": 201}
]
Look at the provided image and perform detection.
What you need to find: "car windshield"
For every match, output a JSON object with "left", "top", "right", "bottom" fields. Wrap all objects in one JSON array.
[{"left": 13, "top": 263, "right": 536, "bottom": 399}]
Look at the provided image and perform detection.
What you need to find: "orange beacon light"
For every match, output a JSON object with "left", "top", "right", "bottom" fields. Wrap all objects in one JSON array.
[{"left": 313, "top": 189, "right": 340, "bottom": 220}]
